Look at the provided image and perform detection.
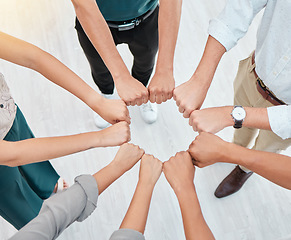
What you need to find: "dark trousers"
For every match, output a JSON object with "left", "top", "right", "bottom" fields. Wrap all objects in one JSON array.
[{"left": 75, "top": 7, "right": 159, "bottom": 95}]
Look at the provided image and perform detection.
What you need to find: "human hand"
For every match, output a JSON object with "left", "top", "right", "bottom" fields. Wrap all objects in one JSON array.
[
  {"left": 115, "top": 75, "right": 149, "bottom": 106},
  {"left": 111, "top": 143, "right": 145, "bottom": 173},
  {"left": 98, "top": 121, "right": 131, "bottom": 147},
  {"left": 173, "top": 77, "right": 208, "bottom": 118},
  {"left": 96, "top": 97, "right": 131, "bottom": 124},
  {"left": 148, "top": 71, "right": 175, "bottom": 104},
  {"left": 163, "top": 151, "right": 195, "bottom": 193},
  {"left": 189, "top": 106, "right": 233, "bottom": 133},
  {"left": 188, "top": 132, "right": 230, "bottom": 167},
  {"left": 139, "top": 154, "right": 163, "bottom": 187}
]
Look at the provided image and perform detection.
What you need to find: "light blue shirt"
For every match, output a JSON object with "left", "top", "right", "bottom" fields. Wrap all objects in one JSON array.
[{"left": 208, "top": 0, "right": 291, "bottom": 139}]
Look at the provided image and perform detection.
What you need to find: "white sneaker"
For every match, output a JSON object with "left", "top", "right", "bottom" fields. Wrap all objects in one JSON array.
[
  {"left": 93, "top": 94, "right": 113, "bottom": 129},
  {"left": 140, "top": 102, "right": 158, "bottom": 124}
]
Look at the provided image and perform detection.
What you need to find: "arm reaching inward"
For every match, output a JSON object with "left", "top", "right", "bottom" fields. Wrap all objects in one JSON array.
[
  {"left": 188, "top": 106, "right": 270, "bottom": 133},
  {"left": 188, "top": 132, "right": 291, "bottom": 190},
  {"left": 173, "top": 0, "right": 267, "bottom": 118},
  {"left": 0, "top": 31, "right": 130, "bottom": 124},
  {"left": 148, "top": 0, "right": 182, "bottom": 104},
  {"left": 71, "top": 0, "right": 148, "bottom": 106},
  {"left": 110, "top": 154, "right": 163, "bottom": 240},
  {"left": 163, "top": 151, "right": 215, "bottom": 240},
  {"left": 0, "top": 121, "right": 130, "bottom": 167},
  {"left": 10, "top": 143, "right": 144, "bottom": 240}
]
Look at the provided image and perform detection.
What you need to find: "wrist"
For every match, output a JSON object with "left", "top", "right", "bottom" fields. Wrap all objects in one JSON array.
[
  {"left": 112, "top": 68, "right": 131, "bottom": 83},
  {"left": 221, "top": 142, "right": 241, "bottom": 164},
  {"left": 173, "top": 181, "right": 195, "bottom": 196},
  {"left": 190, "top": 71, "right": 211, "bottom": 90},
  {"left": 137, "top": 179, "right": 156, "bottom": 192},
  {"left": 108, "top": 160, "right": 126, "bottom": 177},
  {"left": 155, "top": 62, "right": 174, "bottom": 75},
  {"left": 85, "top": 90, "right": 104, "bottom": 113},
  {"left": 224, "top": 106, "right": 235, "bottom": 127}
]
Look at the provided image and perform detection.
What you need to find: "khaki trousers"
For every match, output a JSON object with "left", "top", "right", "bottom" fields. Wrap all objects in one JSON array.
[{"left": 233, "top": 53, "right": 291, "bottom": 170}]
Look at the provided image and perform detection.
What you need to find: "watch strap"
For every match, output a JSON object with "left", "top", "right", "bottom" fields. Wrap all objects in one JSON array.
[{"left": 233, "top": 120, "right": 243, "bottom": 129}]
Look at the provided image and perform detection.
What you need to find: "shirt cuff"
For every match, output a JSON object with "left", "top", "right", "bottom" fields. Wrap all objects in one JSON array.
[
  {"left": 208, "top": 18, "right": 238, "bottom": 51},
  {"left": 267, "top": 105, "right": 291, "bottom": 140},
  {"left": 109, "top": 229, "right": 145, "bottom": 240},
  {"left": 75, "top": 174, "right": 99, "bottom": 222}
]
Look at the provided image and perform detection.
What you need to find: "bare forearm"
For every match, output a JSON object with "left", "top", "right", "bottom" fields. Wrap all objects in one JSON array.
[
  {"left": 120, "top": 181, "right": 154, "bottom": 234},
  {"left": 93, "top": 162, "right": 124, "bottom": 195},
  {"left": 243, "top": 107, "right": 271, "bottom": 130},
  {"left": 176, "top": 184, "right": 214, "bottom": 240},
  {"left": 72, "top": 0, "right": 129, "bottom": 80},
  {"left": 0, "top": 132, "right": 102, "bottom": 167},
  {"left": 0, "top": 31, "right": 103, "bottom": 112},
  {"left": 156, "top": 0, "right": 182, "bottom": 73},
  {"left": 219, "top": 106, "right": 271, "bottom": 130},
  {"left": 225, "top": 144, "right": 291, "bottom": 190},
  {"left": 191, "top": 35, "right": 226, "bottom": 88}
]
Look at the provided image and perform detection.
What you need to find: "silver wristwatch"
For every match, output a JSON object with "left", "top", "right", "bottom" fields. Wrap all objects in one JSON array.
[{"left": 231, "top": 105, "right": 246, "bottom": 129}]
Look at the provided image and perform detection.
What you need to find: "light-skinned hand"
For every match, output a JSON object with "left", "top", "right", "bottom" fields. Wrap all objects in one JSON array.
[
  {"left": 148, "top": 71, "right": 175, "bottom": 104},
  {"left": 111, "top": 143, "right": 145, "bottom": 173},
  {"left": 115, "top": 75, "right": 149, "bottom": 106},
  {"left": 188, "top": 132, "right": 231, "bottom": 167},
  {"left": 98, "top": 121, "right": 131, "bottom": 147},
  {"left": 189, "top": 106, "right": 233, "bottom": 133},
  {"left": 163, "top": 151, "right": 195, "bottom": 193},
  {"left": 96, "top": 97, "right": 131, "bottom": 124},
  {"left": 139, "top": 154, "right": 163, "bottom": 187},
  {"left": 173, "top": 77, "right": 208, "bottom": 118}
]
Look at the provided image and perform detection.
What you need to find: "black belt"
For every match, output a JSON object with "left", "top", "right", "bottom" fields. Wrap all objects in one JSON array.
[{"left": 107, "top": 6, "right": 157, "bottom": 31}]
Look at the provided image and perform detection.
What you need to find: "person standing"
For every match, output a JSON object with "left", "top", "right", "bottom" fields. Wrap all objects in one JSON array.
[
  {"left": 72, "top": 0, "right": 182, "bottom": 128},
  {"left": 173, "top": 0, "right": 291, "bottom": 198}
]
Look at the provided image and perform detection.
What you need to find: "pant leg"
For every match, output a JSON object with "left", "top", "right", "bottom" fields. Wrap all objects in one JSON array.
[
  {"left": 233, "top": 54, "right": 291, "bottom": 171},
  {"left": 75, "top": 18, "right": 116, "bottom": 94},
  {"left": 232, "top": 54, "right": 259, "bottom": 148},
  {"left": 128, "top": 7, "right": 159, "bottom": 87}
]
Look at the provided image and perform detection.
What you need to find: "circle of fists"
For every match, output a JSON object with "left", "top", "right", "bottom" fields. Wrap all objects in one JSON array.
[
  {"left": 111, "top": 143, "right": 197, "bottom": 193},
  {"left": 99, "top": 74, "right": 228, "bottom": 136}
]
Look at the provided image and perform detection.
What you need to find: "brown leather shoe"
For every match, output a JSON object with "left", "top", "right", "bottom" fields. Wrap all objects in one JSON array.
[{"left": 214, "top": 165, "right": 253, "bottom": 198}]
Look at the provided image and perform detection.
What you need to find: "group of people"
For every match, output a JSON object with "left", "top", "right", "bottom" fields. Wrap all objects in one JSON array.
[{"left": 1, "top": 0, "right": 290, "bottom": 239}]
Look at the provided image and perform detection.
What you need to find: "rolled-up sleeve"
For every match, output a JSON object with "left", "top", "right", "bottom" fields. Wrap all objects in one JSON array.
[
  {"left": 10, "top": 174, "right": 99, "bottom": 240},
  {"left": 109, "top": 229, "right": 145, "bottom": 240},
  {"left": 267, "top": 105, "right": 291, "bottom": 140},
  {"left": 208, "top": 0, "right": 267, "bottom": 51}
]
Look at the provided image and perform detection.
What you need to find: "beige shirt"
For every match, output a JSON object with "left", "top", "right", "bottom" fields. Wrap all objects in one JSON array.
[{"left": 0, "top": 73, "right": 17, "bottom": 140}]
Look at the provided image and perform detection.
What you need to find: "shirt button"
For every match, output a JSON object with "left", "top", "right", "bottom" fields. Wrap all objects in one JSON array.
[
  {"left": 284, "top": 56, "right": 289, "bottom": 61},
  {"left": 273, "top": 71, "right": 277, "bottom": 75},
  {"left": 0, "top": 104, "right": 3, "bottom": 108}
]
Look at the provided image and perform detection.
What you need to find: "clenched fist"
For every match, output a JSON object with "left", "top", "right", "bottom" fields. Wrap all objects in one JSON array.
[
  {"left": 115, "top": 75, "right": 149, "bottom": 106},
  {"left": 98, "top": 121, "right": 131, "bottom": 147},
  {"left": 173, "top": 77, "right": 208, "bottom": 118},
  {"left": 148, "top": 71, "right": 175, "bottom": 104}
]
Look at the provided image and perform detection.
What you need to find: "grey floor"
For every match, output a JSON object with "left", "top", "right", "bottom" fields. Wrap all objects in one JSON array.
[{"left": 1, "top": 0, "right": 291, "bottom": 239}]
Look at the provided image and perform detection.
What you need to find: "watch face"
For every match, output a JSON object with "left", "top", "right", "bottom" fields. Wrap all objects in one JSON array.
[{"left": 232, "top": 107, "right": 246, "bottom": 121}]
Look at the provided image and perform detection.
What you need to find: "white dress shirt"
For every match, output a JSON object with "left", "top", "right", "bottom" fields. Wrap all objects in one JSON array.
[{"left": 208, "top": 0, "right": 291, "bottom": 139}]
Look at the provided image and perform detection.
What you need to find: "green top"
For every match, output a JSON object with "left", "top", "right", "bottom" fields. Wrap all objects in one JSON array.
[{"left": 96, "top": 0, "right": 158, "bottom": 21}]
